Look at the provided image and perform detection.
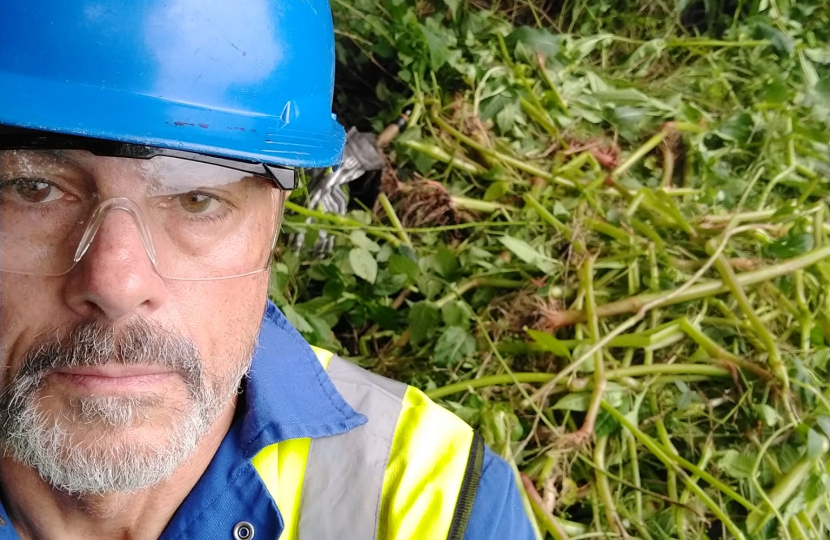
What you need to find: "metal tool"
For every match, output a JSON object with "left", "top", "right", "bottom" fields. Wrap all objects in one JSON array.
[{"left": 293, "top": 113, "right": 408, "bottom": 256}]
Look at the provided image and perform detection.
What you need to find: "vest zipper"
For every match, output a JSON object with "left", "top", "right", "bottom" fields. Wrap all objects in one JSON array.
[{"left": 446, "top": 431, "right": 485, "bottom": 540}]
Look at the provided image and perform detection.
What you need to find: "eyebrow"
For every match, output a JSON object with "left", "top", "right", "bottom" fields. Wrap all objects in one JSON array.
[
  {"left": 39, "top": 149, "right": 86, "bottom": 166},
  {"left": 4, "top": 149, "right": 90, "bottom": 171}
]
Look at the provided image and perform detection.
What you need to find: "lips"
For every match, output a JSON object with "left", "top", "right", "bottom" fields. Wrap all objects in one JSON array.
[
  {"left": 50, "top": 365, "right": 177, "bottom": 393},
  {"left": 56, "top": 365, "right": 173, "bottom": 378}
]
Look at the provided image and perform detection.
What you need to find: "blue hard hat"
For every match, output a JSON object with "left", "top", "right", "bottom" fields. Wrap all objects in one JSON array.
[{"left": 0, "top": 0, "right": 346, "bottom": 169}]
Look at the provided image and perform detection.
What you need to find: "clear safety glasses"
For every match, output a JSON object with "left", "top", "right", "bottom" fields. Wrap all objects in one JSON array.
[{"left": 0, "top": 144, "right": 292, "bottom": 281}]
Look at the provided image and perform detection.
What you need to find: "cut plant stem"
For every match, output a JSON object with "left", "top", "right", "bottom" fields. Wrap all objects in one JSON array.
[
  {"left": 430, "top": 112, "right": 576, "bottom": 189},
  {"left": 452, "top": 196, "right": 515, "bottom": 213},
  {"left": 584, "top": 217, "right": 633, "bottom": 244},
  {"left": 678, "top": 437, "right": 714, "bottom": 537},
  {"left": 678, "top": 318, "right": 772, "bottom": 379},
  {"left": 401, "top": 139, "right": 487, "bottom": 176},
  {"left": 424, "top": 363, "right": 730, "bottom": 399},
  {"left": 546, "top": 246, "right": 830, "bottom": 326},
  {"left": 523, "top": 194, "right": 586, "bottom": 254},
  {"left": 535, "top": 52, "right": 569, "bottom": 117},
  {"left": 600, "top": 401, "right": 758, "bottom": 512},
  {"left": 520, "top": 473, "right": 575, "bottom": 540},
  {"left": 611, "top": 130, "right": 667, "bottom": 180},
  {"left": 561, "top": 257, "right": 607, "bottom": 449},
  {"left": 705, "top": 239, "right": 791, "bottom": 397},
  {"left": 594, "top": 436, "right": 625, "bottom": 536},
  {"left": 434, "top": 277, "right": 524, "bottom": 309},
  {"left": 284, "top": 201, "right": 401, "bottom": 246},
  {"left": 746, "top": 434, "right": 830, "bottom": 534},
  {"left": 377, "top": 193, "right": 412, "bottom": 248}
]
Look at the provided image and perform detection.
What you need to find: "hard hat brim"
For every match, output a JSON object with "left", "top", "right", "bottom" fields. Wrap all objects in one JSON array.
[{"left": 1, "top": 71, "right": 346, "bottom": 170}]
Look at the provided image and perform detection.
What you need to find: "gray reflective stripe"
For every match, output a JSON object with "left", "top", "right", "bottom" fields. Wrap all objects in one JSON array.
[{"left": 297, "top": 355, "right": 408, "bottom": 539}]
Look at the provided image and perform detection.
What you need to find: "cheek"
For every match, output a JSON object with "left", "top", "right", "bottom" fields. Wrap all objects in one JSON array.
[
  {"left": 0, "top": 275, "right": 66, "bottom": 385},
  {"left": 165, "top": 274, "right": 269, "bottom": 373}
]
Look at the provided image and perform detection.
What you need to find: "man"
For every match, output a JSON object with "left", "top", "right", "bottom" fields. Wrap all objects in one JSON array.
[{"left": 0, "top": 1, "right": 535, "bottom": 539}]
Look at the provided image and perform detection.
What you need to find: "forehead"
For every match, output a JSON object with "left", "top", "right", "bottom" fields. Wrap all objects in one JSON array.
[{"left": 1, "top": 149, "right": 264, "bottom": 191}]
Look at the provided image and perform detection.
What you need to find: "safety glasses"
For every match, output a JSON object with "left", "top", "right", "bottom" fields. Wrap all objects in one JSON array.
[{"left": 0, "top": 128, "right": 294, "bottom": 280}]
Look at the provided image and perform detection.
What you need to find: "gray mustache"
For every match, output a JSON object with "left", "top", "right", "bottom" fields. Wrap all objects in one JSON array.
[{"left": 14, "top": 318, "right": 204, "bottom": 386}]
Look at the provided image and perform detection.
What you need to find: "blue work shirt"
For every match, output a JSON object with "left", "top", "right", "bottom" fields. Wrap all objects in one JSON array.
[{"left": 0, "top": 302, "right": 534, "bottom": 539}]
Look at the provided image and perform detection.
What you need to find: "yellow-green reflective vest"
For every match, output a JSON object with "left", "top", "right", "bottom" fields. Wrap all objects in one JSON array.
[{"left": 251, "top": 347, "right": 484, "bottom": 540}]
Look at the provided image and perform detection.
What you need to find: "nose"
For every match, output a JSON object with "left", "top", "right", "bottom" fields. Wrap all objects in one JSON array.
[{"left": 63, "top": 208, "right": 167, "bottom": 321}]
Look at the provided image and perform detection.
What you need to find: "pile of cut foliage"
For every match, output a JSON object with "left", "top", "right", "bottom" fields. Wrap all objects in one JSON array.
[{"left": 272, "top": 0, "right": 830, "bottom": 537}]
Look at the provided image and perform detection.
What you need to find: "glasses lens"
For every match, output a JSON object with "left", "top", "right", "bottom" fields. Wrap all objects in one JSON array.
[{"left": 0, "top": 150, "right": 282, "bottom": 279}]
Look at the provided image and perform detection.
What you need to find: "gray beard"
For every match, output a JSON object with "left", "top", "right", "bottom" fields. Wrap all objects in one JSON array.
[{"left": 0, "top": 319, "right": 253, "bottom": 495}]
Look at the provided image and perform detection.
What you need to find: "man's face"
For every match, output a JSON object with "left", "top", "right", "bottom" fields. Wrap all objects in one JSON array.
[{"left": 0, "top": 150, "right": 282, "bottom": 494}]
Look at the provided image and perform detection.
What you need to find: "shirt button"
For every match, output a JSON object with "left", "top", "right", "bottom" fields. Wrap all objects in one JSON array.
[{"left": 233, "top": 521, "right": 255, "bottom": 540}]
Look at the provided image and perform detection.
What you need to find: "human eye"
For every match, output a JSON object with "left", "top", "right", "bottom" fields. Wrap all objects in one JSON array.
[
  {"left": 0, "top": 177, "right": 68, "bottom": 205},
  {"left": 165, "top": 191, "right": 235, "bottom": 222}
]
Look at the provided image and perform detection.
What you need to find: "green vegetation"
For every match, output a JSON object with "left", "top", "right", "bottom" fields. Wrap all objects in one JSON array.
[{"left": 273, "top": 0, "right": 830, "bottom": 537}]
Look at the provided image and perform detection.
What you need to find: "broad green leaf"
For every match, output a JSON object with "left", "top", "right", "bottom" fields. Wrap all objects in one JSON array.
[
  {"left": 594, "top": 409, "right": 621, "bottom": 438},
  {"left": 816, "top": 416, "right": 830, "bottom": 441},
  {"left": 322, "top": 278, "right": 346, "bottom": 300},
  {"left": 281, "top": 250, "right": 300, "bottom": 276},
  {"left": 350, "top": 230, "right": 380, "bottom": 252},
  {"left": 373, "top": 271, "right": 407, "bottom": 296},
  {"left": 368, "top": 304, "right": 400, "bottom": 331},
  {"left": 782, "top": 490, "right": 808, "bottom": 524},
  {"left": 552, "top": 384, "right": 626, "bottom": 411},
  {"left": 571, "top": 34, "right": 614, "bottom": 59},
  {"left": 525, "top": 328, "right": 572, "bottom": 358},
  {"left": 443, "top": 0, "right": 460, "bottom": 18},
  {"left": 408, "top": 302, "right": 440, "bottom": 344},
  {"left": 717, "top": 449, "right": 756, "bottom": 479},
  {"left": 763, "top": 76, "right": 790, "bottom": 104},
  {"left": 304, "top": 312, "right": 339, "bottom": 350},
  {"left": 434, "top": 326, "right": 476, "bottom": 366},
  {"left": 484, "top": 181, "right": 510, "bottom": 202},
  {"left": 552, "top": 201, "right": 569, "bottom": 218},
  {"left": 754, "top": 23, "right": 794, "bottom": 56},
  {"left": 763, "top": 232, "right": 814, "bottom": 259},
  {"left": 717, "top": 112, "right": 755, "bottom": 144},
  {"left": 442, "top": 301, "right": 472, "bottom": 329},
  {"left": 807, "top": 428, "right": 828, "bottom": 459},
  {"left": 434, "top": 246, "right": 460, "bottom": 278},
  {"left": 804, "top": 47, "right": 830, "bottom": 64},
  {"left": 480, "top": 91, "right": 518, "bottom": 122},
  {"left": 506, "top": 27, "right": 560, "bottom": 56},
  {"left": 348, "top": 210, "right": 373, "bottom": 225},
  {"left": 593, "top": 87, "right": 675, "bottom": 113},
  {"left": 804, "top": 473, "right": 827, "bottom": 503},
  {"left": 376, "top": 243, "right": 394, "bottom": 263},
  {"left": 349, "top": 247, "right": 378, "bottom": 283},
  {"left": 552, "top": 392, "right": 590, "bottom": 411},
  {"left": 753, "top": 404, "right": 781, "bottom": 427},
  {"left": 281, "top": 304, "right": 313, "bottom": 334},
  {"left": 621, "top": 39, "right": 667, "bottom": 78},
  {"left": 495, "top": 99, "right": 521, "bottom": 133},
  {"left": 416, "top": 274, "right": 444, "bottom": 300},
  {"left": 498, "top": 235, "right": 557, "bottom": 274},
  {"left": 411, "top": 151, "right": 437, "bottom": 174},
  {"left": 388, "top": 253, "right": 420, "bottom": 281},
  {"left": 419, "top": 23, "right": 451, "bottom": 71}
]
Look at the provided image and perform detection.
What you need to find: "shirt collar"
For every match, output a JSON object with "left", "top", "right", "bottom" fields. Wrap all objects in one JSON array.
[{"left": 239, "top": 300, "right": 367, "bottom": 457}]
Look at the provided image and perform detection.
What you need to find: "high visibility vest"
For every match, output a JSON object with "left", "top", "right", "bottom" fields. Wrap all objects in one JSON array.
[{"left": 251, "top": 347, "right": 484, "bottom": 540}]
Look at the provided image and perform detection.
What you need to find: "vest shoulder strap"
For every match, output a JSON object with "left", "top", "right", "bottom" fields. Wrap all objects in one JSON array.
[{"left": 253, "top": 350, "right": 484, "bottom": 540}]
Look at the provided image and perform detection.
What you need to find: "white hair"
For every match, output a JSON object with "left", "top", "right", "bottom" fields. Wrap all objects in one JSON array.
[{"left": 0, "top": 319, "right": 253, "bottom": 495}]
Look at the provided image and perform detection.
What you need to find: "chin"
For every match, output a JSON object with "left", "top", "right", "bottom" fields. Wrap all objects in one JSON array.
[{"left": 1, "top": 389, "right": 215, "bottom": 495}]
